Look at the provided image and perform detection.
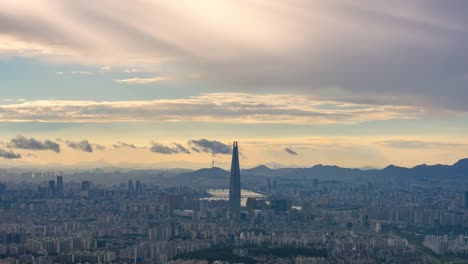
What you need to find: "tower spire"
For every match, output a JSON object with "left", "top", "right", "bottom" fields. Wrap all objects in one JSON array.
[{"left": 229, "top": 141, "right": 241, "bottom": 221}]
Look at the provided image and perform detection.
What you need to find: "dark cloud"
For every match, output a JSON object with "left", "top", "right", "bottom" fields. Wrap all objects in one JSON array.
[
  {"left": 8, "top": 136, "right": 60, "bottom": 153},
  {"left": 94, "top": 144, "right": 106, "bottom": 150},
  {"left": 284, "top": 147, "right": 298, "bottom": 155},
  {"left": 150, "top": 143, "right": 176, "bottom": 154},
  {"left": 173, "top": 143, "right": 191, "bottom": 154},
  {"left": 23, "top": 153, "right": 37, "bottom": 158},
  {"left": 59, "top": 139, "right": 105, "bottom": 152},
  {"left": 113, "top": 141, "right": 138, "bottom": 149},
  {"left": 66, "top": 140, "right": 93, "bottom": 152},
  {"left": 191, "top": 147, "right": 200, "bottom": 153},
  {"left": 0, "top": 149, "right": 21, "bottom": 159},
  {"left": 188, "top": 139, "right": 232, "bottom": 155},
  {"left": 150, "top": 142, "right": 191, "bottom": 155},
  {"left": 377, "top": 140, "right": 468, "bottom": 149}
]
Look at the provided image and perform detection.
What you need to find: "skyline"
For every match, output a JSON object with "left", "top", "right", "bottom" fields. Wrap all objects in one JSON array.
[{"left": 1, "top": 1, "right": 468, "bottom": 168}]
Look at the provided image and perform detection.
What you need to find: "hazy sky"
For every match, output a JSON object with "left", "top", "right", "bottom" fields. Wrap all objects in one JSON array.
[{"left": 1, "top": 0, "right": 468, "bottom": 169}]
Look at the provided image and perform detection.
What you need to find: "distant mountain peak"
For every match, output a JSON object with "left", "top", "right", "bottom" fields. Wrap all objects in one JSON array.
[
  {"left": 383, "top": 164, "right": 401, "bottom": 170},
  {"left": 453, "top": 158, "right": 468, "bottom": 167},
  {"left": 187, "top": 167, "right": 229, "bottom": 178},
  {"left": 252, "top": 164, "right": 270, "bottom": 170},
  {"left": 202, "top": 166, "right": 226, "bottom": 172},
  {"left": 312, "top": 164, "right": 340, "bottom": 169},
  {"left": 243, "top": 165, "right": 273, "bottom": 175},
  {"left": 191, "top": 167, "right": 227, "bottom": 174}
]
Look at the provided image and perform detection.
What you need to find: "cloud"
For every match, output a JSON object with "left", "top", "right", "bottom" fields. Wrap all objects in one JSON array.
[
  {"left": 93, "top": 144, "right": 106, "bottom": 150},
  {"left": 123, "top": 69, "right": 141, "bottom": 73},
  {"left": 189, "top": 139, "right": 232, "bottom": 155},
  {"left": 191, "top": 147, "right": 200, "bottom": 153},
  {"left": 113, "top": 141, "right": 138, "bottom": 149},
  {"left": 0, "top": 149, "right": 21, "bottom": 159},
  {"left": 0, "top": 93, "right": 423, "bottom": 124},
  {"left": 7, "top": 136, "right": 60, "bottom": 153},
  {"left": 113, "top": 76, "right": 168, "bottom": 84},
  {"left": 1, "top": 1, "right": 468, "bottom": 110},
  {"left": 150, "top": 143, "right": 176, "bottom": 154},
  {"left": 23, "top": 153, "right": 37, "bottom": 158},
  {"left": 150, "top": 142, "right": 190, "bottom": 155},
  {"left": 65, "top": 140, "right": 105, "bottom": 152},
  {"left": 376, "top": 140, "right": 468, "bottom": 149},
  {"left": 173, "top": 143, "right": 191, "bottom": 154},
  {"left": 66, "top": 140, "right": 93, "bottom": 152},
  {"left": 56, "top": 71, "right": 94, "bottom": 75},
  {"left": 284, "top": 147, "right": 298, "bottom": 155},
  {"left": 71, "top": 71, "right": 94, "bottom": 75}
]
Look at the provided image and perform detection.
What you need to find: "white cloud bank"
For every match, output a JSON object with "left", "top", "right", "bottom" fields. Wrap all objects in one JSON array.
[
  {"left": 0, "top": 93, "right": 422, "bottom": 124},
  {"left": 113, "top": 76, "right": 169, "bottom": 84}
]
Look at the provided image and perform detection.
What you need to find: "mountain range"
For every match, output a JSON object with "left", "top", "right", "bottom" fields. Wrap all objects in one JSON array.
[{"left": 173, "top": 158, "right": 468, "bottom": 187}]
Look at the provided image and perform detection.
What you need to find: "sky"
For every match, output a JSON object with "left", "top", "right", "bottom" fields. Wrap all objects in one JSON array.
[{"left": 0, "top": 0, "right": 468, "bottom": 169}]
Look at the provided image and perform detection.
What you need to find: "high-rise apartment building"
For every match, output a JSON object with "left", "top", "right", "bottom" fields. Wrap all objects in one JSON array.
[{"left": 56, "top": 175, "right": 63, "bottom": 194}]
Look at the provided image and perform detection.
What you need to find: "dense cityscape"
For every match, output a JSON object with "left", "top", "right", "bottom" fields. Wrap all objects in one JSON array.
[
  {"left": 2, "top": 1, "right": 468, "bottom": 263},
  {"left": 0, "top": 142, "right": 467, "bottom": 263}
]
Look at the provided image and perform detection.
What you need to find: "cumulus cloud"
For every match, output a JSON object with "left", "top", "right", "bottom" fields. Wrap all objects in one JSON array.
[
  {"left": 113, "top": 76, "right": 169, "bottom": 84},
  {"left": 1, "top": 1, "right": 468, "bottom": 110},
  {"left": 189, "top": 139, "right": 232, "bottom": 155},
  {"left": 0, "top": 93, "right": 423, "bottom": 124},
  {"left": 65, "top": 140, "right": 105, "bottom": 152},
  {"left": 376, "top": 140, "right": 468, "bottom": 149},
  {"left": 7, "top": 136, "right": 60, "bottom": 153},
  {"left": 0, "top": 149, "right": 21, "bottom": 159},
  {"left": 284, "top": 147, "right": 298, "bottom": 155},
  {"left": 150, "top": 142, "right": 190, "bottom": 154}
]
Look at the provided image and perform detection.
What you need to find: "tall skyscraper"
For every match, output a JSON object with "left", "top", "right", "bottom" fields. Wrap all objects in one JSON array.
[
  {"left": 128, "top": 180, "right": 134, "bottom": 193},
  {"left": 48, "top": 180, "right": 55, "bottom": 198},
  {"left": 135, "top": 180, "right": 143, "bottom": 193},
  {"left": 56, "top": 175, "right": 63, "bottom": 194},
  {"left": 229, "top": 141, "right": 241, "bottom": 221}
]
